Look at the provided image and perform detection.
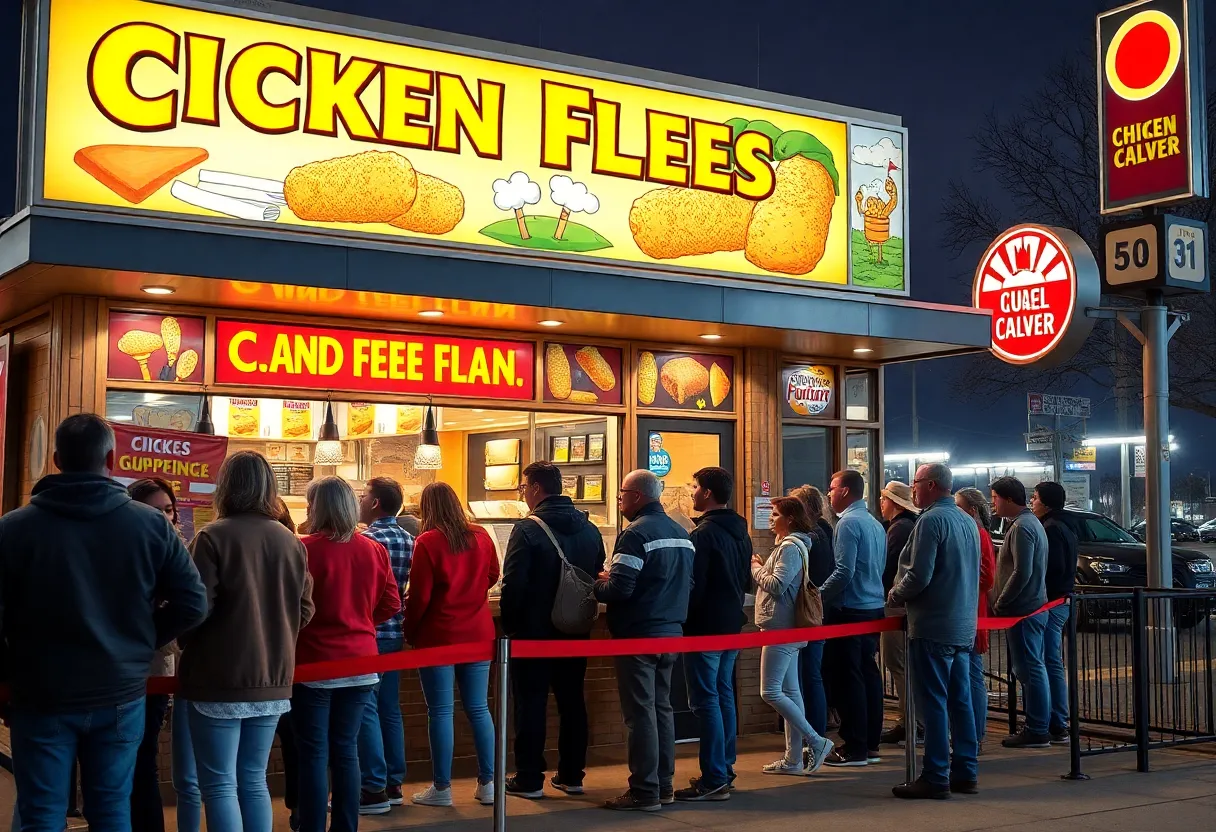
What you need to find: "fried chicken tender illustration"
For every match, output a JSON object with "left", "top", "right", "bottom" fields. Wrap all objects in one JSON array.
[
  {"left": 175, "top": 349, "right": 199, "bottom": 381},
  {"left": 745, "top": 156, "right": 835, "bottom": 275},
  {"left": 637, "top": 351, "right": 658, "bottom": 405},
  {"left": 575, "top": 347, "right": 616, "bottom": 392},
  {"left": 117, "top": 330, "right": 164, "bottom": 381},
  {"left": 568, "top": 391, "right": 599, "bottom": 404},
  {"left": 284, "top": 151, "right": 418, "bottom": 223},
  {"left": 546, "top": 344, "right": 572, "bottom": 400},
  {"left": 629, "top": 188, "right": 754, "bottom": 259},
  {"left": 388, "top": 172, "right": 464, "bottom": 235},
  {"left": 710, "top": 363, "right": 731, "bottom": 407},
  {"left": 660, "top": 357, "right": 710, "bottom": 405}
]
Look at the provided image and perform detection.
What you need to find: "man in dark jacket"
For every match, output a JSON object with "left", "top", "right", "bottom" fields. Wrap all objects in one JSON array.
[
  {"left": 1032, "top": 481, "right": 1079, "bottom": 743},
  {"left": 675, "top": 467, "right": 750, "bottom": 802},
  {"left": 596, "top": 469, "right": 693, "bottom": 812},
  {"left": 500, "top": 461, "right": 606, "bottom": 799},
  {"left": 0, "top": 414, "right": 207, "bottom": 830},
  {"left": 878, "top": 481, "right": 920, "bottom": 746}
]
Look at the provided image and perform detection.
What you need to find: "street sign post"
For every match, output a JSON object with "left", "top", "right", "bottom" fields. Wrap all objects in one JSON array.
[
  {"left": 1027, "top": 393, "right": 1092, "bottom": 417},
  {"left": 1101, "top": 214, "right": 1210, "bottom": 297}
]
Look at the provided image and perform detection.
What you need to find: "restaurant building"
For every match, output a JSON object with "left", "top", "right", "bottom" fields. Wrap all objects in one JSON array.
[{"left": 0, "top": 0, "right": 990, "bottom": 780}]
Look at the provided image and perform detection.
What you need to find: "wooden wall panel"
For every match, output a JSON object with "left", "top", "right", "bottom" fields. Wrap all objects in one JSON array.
[
  {"left": 51, "top": 296, "right": 103, "bottom": 420},
  {"left": 8, "top": 315, "right": 52, "bottom": 509}
]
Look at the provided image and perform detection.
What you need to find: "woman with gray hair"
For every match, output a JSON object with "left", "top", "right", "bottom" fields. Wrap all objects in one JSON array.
[
  {"left": 953, "top": 487, "right": 998, "bottom": 750},
  {"left": 177, "top": 451, "right": 313, "bottom": 832},
  {"left": 294, "top": 476, "right": 401, "bottom": 831}
]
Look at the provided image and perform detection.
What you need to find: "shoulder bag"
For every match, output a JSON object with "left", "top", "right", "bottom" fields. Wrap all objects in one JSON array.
[
  {"left": 529, "top": 515, "right": 599, "bottom": 635},
  {"left": 783, "top": 535, "right": 824, "bottom": 628}
]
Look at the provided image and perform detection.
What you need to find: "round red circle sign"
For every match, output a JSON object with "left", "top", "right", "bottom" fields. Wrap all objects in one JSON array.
[{"left": 973, "top": 225, "right": 1085, "bottom": 365}]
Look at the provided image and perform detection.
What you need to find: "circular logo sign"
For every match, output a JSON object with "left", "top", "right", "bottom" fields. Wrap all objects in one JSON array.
[
  {"left": 1105, "top": 10, "right": 1181, "bottom": 102},
  {"left": 785, "top": 365, "right": 834, "bottom": 416},
  {"left": 647, "top": 432, "right": 672, "bottom": 477},
  {"left": 972, "top": 225, "right": 1097, "bottom": 366}
]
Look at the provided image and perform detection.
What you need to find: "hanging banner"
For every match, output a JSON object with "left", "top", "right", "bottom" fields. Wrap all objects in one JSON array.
[{"left": 110, "top": 422, "right": 229, "bottom": 507}]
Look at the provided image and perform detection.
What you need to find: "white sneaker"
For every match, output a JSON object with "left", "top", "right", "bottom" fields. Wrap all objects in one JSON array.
[
  {"left": 412, "top": 785, "right": 453, "bottom": 807},
  {"left": 762, "top": 759, "right": 806, "bottom": 776},
  {"left": 475, "top": 781, "right": 495, "bottom": 805},
  {"left": 807, "top": 736, "right": 833, "bottom": 774}
]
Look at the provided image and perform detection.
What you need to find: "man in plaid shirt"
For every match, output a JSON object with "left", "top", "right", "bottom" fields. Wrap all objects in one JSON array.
[{"left": 356, "top": 477, "right": 413, "bottom": 811}]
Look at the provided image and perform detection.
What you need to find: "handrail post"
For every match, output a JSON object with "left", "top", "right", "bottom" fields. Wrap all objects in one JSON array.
[
  {"left": 902, "top": 622, "right": 916, "bottom": 785},
  {"left": 494, "top": 637, "right": 510, "bottom": 832},
  {"left": 1131, "top": 588, "right": 1150, "bottom": 772},
  {"left": 1062, "top": 595, "right": 1089, "bottom": 780}
]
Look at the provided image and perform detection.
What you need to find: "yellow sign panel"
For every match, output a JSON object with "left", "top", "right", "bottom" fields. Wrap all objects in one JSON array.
[
  {"left": 37, "top": 0, "right": 887, "bottom": 288},
  {"left": 1071, "top": 446, "right": 1097, "bottom": 464}
]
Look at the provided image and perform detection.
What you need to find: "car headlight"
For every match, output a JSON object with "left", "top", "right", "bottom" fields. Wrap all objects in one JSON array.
[
  {"left": 1091, "top": 561, "right": 1131, "bottom": 574},
  {"left": 1186, "top": 560, "right": 1214, "bottom": 574}
]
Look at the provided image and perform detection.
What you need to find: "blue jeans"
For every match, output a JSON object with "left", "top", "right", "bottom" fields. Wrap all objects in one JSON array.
[
  {"left": 969, "top": 650, "right": 988, "bottom": 742},
  {"left": 291, "top": 685, "right": 372, "bottom": 832},
  {"left": 10, "top": 699, "right": 145, "bottom": 832},
  {"left": 908, "top": 639, "right": 977, "bottom": 786},
  {"left": 1044, "top": 602, "right": 1071, "bottom": 732},
  {"left": 682, "top": 650, "right": 738, "bottom": 788},
  {"left": 1007, "top": 611, "right": 1051, "bottom": 735},
  {"left": 760, "top": 643, "right": 822, "bottom": 765},
  {"left": 799, "top": 640, "right": 827, "bottom": 737},
  {"left": 171, "top": 699, "right": 201, "bottom": 832},
  {"left": 358, "top": 637, "right": 407, "bottom": 791},
  {"left": 418, "top": 662, "right": 495, "bottom": 789},
  {"left": 186, "top": 706, "right": 279, "bottom": 832}
]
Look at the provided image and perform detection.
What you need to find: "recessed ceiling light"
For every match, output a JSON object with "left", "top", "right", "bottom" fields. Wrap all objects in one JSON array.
[
  {"left": 538, "top": 319, "right": 564, "bottom": 327},
  {"left": 853, "top": 347, "right": 874, "bottom": 354},
  {"left": 418, "top": 309, "right": 444, "bottom": 318},
  {"left": 699, "top": 333, "right": 723, "bottom": 340},
  {"left": 483, "top": 418, "right": 495, "bottom": 422},
  {"left": 472, "top": 409, "right": 485, "bottom": 413},
  {"left": 141, "top": 285, "right": 175, "bottom": 295}
]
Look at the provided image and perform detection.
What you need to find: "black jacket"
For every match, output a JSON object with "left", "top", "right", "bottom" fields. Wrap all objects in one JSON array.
[
  {"left": 0, "top": 474, "right": 207, "bottom": 711},
  {"left": 499, "top": 496, "right": 606, "bottom": 639},
  {"left": 1042, "top": 509, "right": 1079, "bottom": 600},
  {"left": 883, "top": 511, "right": 918, "bottom": 593},
  {"left": 594, "top": 501, "right": 693, "bottom": 637},
  {"left": 806, "top": 525, "right": 836, "bottom": 588},
  {"left": 684, "top": 509, "right": 752, "bottom": 636}
]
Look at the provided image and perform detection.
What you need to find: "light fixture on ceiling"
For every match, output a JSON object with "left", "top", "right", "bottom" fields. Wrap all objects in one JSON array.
[
  {"left": 853, "top": 347, "right": 874, "bottom": 354},
  {"left": 195, "top": 396, "right": 215, "bottom": 435},
  {"left": 414, "top": 399, "right": 442, "bottom": 470},
  {"left": 699, "top": 333, "right": 723, "bottom": 340},
  {"left": 538, "top": 320, "right": 564, "bottom": 327},
  {"left": 418, "top": 309, "right": 444, "bottom": 318},
  {"left": 314, "top": 401, "right": 343, "bottom": 465},
  {"left": 141, "top": 285, "right": 176, "bottom": 295}
]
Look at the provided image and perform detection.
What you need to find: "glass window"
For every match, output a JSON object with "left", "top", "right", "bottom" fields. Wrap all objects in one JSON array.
[
  {"left": 845, "top": 370, "right": 877, "bottom": 422},
  {"left": 846, "top": 428, "right": 877, "bottom": 501},
  {"left": 782, "top": 425, "right": 832, "bottom": 495},
  {"left": 105, "top": 389, "right": 202, "bottom": 431},
  {"left": 1083, "top": 516, "right": 1137, "bottom": 544}
]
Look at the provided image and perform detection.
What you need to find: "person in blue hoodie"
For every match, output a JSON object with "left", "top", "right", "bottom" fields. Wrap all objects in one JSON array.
[{"left": 0, "top": 414, "right": 208, "bottom": 831}]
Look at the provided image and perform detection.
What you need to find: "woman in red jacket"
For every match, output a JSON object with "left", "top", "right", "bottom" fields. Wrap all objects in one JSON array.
[
  {"left": 404, "top": 482, "right": 500, "bottom": 808},
  {"left": 955, "top": 487, "right": 998, "bottom": 751},
  {"left": 293, "top": 477, "right": 400, "bottom": 832}
]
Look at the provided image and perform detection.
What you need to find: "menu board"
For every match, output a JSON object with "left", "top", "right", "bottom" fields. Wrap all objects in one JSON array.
[
  {"left": 348, "top": 403, "right": 374, "bottom": 437},
  {"left": 281, "top": 400, "right": 312, "bottom": 440},
  {"left": 228, "top": 397, "right": 260, "bottom": 438},
  {"left": 272, "top": 464, "right": 315, "bottom": 497}
]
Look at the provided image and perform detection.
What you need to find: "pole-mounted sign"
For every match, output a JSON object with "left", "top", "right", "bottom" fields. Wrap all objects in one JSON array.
[{"left": 1097, "top": 0, "right": 1208, "bottom": 214}]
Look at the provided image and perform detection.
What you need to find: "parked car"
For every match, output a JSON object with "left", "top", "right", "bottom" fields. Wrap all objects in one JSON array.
[
  {"left": 1129, "top": 518, "right": 1201, "bottom": 543},
  {"left": 1197, "top": 518, "right": 1216, "bottom": 543},
  {"left": 994, "top": 508, "right": 1214, "bottom": 628}
]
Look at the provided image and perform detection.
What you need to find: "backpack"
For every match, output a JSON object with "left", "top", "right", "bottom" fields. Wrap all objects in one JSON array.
[
  {"left": 529, "top": 515, "right": 599, "bottom": 635},
  {"left": 783, "top": 535, "right": 824, "bottom": 628}
]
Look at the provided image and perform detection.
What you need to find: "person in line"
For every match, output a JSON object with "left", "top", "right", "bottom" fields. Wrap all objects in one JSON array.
[
  {"left": 954, "top": 487, "right": 998, "bottom": 751},
  {"left": 500, "top": 461, "right": 605, "bottom": 799},
  {"left": 877, "top": 481, "right": 920, "bottom": 747},
  {"left": 675, "top": 467, "right": 751, "bottom": 801},
  {"left": 752, "top": 497, "right": 833, "bottom": 777},
  {"left": 0, "top": 414, "right": 207, "bottom": 831},
  {"left": 1031, "top": 481, "right": 1079, "bottom": 744},
  {"left": 294, "top": 476, "right": 400, "bottom": 832},
  {"left": 990, "top": 476, "right": 1052, "bottom": 748},
  {"left": 355, "top": 477, "right": 414, "bottom": 813},
  {"left": 787, "top": 484, "right": 835, "bottom": 737},
  {"left": 404, "top": 483, "right": 500, "bottom": 808},
  {"left": 125, "top": 478, "right": 185, "bottom": 832},
  {"left": 821, "top": 469, "right": 888, "bottom": 767},
  {"left": 269, "top": 498, "right": 301, "bottom": 832},
  {"left": 177, "top": 451, "right": 313, "bottom": 832},
  {"left": 595, "top": 470, "right": 694, "bottom": 812},
  {"left": 888, "top": 463, "right": 980, "bottom": 800}
]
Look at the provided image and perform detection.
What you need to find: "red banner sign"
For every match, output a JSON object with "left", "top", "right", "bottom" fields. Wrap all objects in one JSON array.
[
  {"left": 110, "top": 423, "right": 229, "bottom": 507},
  {"left": 215, "top": 321, "right": 535, "bottom": 400}
]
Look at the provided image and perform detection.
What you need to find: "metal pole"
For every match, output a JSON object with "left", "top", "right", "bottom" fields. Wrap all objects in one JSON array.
[
  {"left": 493, "top": 637, "right": 510, "bottom": 832},
  {"left": 1142, "top": 295, "right": 1172, "bottom": 589},
  {"left": 902, "top": 625, "right": 916, "bottom": 784},
  {"left": 1006, "top": 641, "right": 1018, "bottom": 735},
  {"left": 1120, "top": 443, "right": 1132, "bottom": 528},
  {"left": 1131, "top": 588, "right": 1150, "bottom": 772},
  {"left": 1052, "top": 414, "right": 1064, "bottom": 484},
  {"left": 1062, "top": 597, "right": 1089, "bottom": 780}
]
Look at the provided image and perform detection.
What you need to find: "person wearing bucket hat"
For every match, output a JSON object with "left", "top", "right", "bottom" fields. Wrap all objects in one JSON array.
[{"left": 878, "top": 482, "right": 921, "bottom": 747}]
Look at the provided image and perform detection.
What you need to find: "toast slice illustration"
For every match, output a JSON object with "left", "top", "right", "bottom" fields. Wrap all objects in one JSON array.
[{"left": 74, "top": 145, "right": 210, "bottom": 204}]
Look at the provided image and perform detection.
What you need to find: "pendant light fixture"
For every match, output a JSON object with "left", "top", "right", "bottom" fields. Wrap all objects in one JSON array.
[
  {"left": 314, "top": 400, "right": 343, "bottom": 465},
  {"left": 195, "top": 395, "right": 215, "bottom": 435},
  {"left": 413, "top": 399, "right": 442, "bottom": 470}
]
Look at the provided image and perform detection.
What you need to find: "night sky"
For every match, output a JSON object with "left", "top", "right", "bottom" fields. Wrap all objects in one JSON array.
[{"left": 0, "top": 0, "right": 1212, "bottom": 485}]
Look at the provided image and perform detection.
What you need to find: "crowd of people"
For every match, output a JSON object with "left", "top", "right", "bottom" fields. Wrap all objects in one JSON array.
[{"left": 0, "top": 413, "right": 1079, "bottom": 830}]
